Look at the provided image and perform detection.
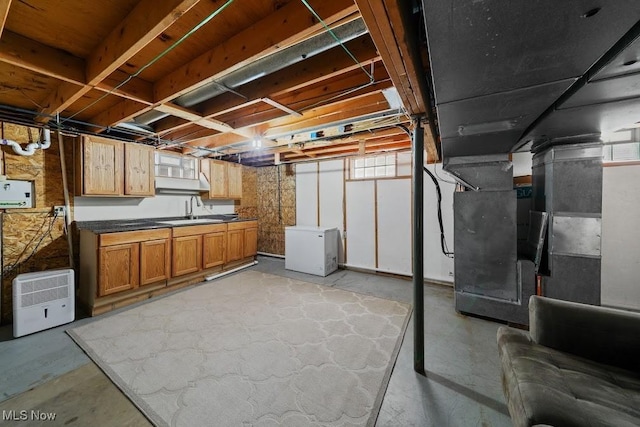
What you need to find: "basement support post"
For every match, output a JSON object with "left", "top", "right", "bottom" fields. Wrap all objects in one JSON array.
[{"left": 412, "top": 116, "right": 425, "bottom": 375}]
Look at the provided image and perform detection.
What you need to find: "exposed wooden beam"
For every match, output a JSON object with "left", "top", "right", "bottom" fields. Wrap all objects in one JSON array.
[
  {"left": 153, "top": 0, "right": 358, "bottom": 103},
  {"left": 40, "top": 0, "right": 200, "bottom": 120},
  {"left": 155, "top": 102, "right": 255, "bottom": 139},
  {"left": 0, "top": 0, "right": 10, "bottom": 39},
  {"left": 39, "top": 82, "right": 90, "bottom": 119},
  {"left": 196, "top": 35, "right": 380, "bottom": 119},
  {"left": 0, "top": 31, "right": 155, "bottom": 118},
  {"left": 86, "top": 0, "right": 201, "bottom": 84},
  {"left": 99, "top": 69, "right": 154, "bottom": 103},
  {"left": 354, "top": 0, "right": 424, "bottom": 113},
  {"left": 154, "top": 51, "right": 384, "bottom": 138},
  {"left": 90, "top": 99, "right": 153, "bottom": 130},
  {"left": 354, "top": 0, "right": 439, "bottom": 160},
  {"left": 167, "top": 76, "right": 393, "bottom": 151},
  {"left": 92, "top": 1, "right": 357, "bottom": 128},
  {"left": 0, "top": 31, "right": 86, "bottom": 84},
  {"left": 240, "top": 127, "right": 408, "bottom": 158},
  {"left": 219, "top": 77, "right": 392, "bottom": 130},
  {"left": 263, "top": 91, "right": 390, "bottom": 137}
]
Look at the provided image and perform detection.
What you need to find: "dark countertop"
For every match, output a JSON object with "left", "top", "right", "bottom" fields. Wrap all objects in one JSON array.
[{"left": 76, "top": 215, "right": 257, "bottom": 234}]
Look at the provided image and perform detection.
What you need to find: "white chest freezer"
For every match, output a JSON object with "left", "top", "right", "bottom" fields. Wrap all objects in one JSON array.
[{"left": 285, "top": 226, "right": 339, "bottom": 276}]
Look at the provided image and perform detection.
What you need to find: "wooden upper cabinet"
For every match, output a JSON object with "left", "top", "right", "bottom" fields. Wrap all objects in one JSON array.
[
  {"left": 124, "top": 144, "right": 155, "bottom": 196},
  {"left": 227, "top": 163, "right": 243, "bottom": 199},
  {"left": 79, "top": 136, "right": 124, "bottom": 196},
  {"left": 209, "top": 159, "right": 228, "bottom": 198},
  {"left": 77, "top": 135, "right": 155, "bottom": 197},
  {"left": 202, "top": 159, "right": 242, "bottom": 200}
]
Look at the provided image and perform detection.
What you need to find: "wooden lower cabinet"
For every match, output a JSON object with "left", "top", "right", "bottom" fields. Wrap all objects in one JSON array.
[
  {"left": 203, "top": 231, "right": 226, "bottom": 269},
  {"left": 172, "top": 235, "right": 202, "bottom": 276},
  {"left": 244, "top": 226, "right": 258, "bottom": 258},
  {"left": 80, "top": 221, "right": 258, "bottom": 316},
  {"left": 227, "top": 221, "right": 258, "bottom": 262},
  {"left": 140, "top": 239, "right": 171, "bottom": 285},
  {"left": 98, "top": 243, "right": 139, "bottom": 296},
  {"left": 226, "top": 229, "right": 244, "bottom": 263}
]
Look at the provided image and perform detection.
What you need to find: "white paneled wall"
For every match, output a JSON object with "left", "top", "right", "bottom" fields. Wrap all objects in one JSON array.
[
  {"left": 295, "top": 155, "right": 456, "bottom": 283},
  {"left": 318, "top": 160, "right": 345, "bottom": 263},
  {"left": 345, "top": 180, "right": 376, "bottom": 269},
  {"left": 295, "top": 162, "right": 318, "bottom": 226},
  {"left": 377, "top": 179, "right": 412, "bottom": 275}
]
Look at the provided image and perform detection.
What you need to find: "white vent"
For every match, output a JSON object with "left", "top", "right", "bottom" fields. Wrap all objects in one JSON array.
[{"left": 13, "top": 269, "right": 75, "bottom": 338}]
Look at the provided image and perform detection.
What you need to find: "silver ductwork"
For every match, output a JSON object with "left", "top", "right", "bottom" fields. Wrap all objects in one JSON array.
[{"left": 133, "top": 18, "right": 367, "bottom": 127}]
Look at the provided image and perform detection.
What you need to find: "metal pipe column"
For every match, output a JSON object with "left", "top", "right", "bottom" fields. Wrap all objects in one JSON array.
[{"left": 412, "top": 117, "right": 425, "bottom": 375}]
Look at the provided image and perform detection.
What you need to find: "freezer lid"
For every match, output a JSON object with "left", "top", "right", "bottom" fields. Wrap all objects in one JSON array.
[{"left": 285, "top": 225, "right": 339, "bottom": 233}]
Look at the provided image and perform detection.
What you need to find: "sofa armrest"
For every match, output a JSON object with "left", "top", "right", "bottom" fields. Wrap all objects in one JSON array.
[{"left": 529, "top": 295, "right": 640, "bottom": 372}]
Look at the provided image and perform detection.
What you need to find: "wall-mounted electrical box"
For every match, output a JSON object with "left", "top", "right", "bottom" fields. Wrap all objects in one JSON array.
[{"left": 0, "top": 179, "right": 35, "bottom": 208}]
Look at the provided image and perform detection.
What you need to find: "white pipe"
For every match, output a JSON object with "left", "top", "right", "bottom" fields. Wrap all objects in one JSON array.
[
  {"left": 0, "top": 129, "right": 51, "bottom": 156},
  {"left": 204, "top": 260, "right": 258, "bottom": 281},
  {"left": 256, "top": 251, "right": 285, "bottom": 259}
]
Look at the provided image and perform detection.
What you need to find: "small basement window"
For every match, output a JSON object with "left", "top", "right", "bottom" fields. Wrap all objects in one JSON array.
[
  {"left": 348, "top": 152, "right": 411, "bottom": 180},
  {"left": 603, "top": 142, "right": 640, "bottom": 163}
]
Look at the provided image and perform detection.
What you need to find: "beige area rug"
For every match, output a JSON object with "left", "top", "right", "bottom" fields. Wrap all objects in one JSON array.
[{"left": 68, "top": 270, "right": 411, "bottom": 427}]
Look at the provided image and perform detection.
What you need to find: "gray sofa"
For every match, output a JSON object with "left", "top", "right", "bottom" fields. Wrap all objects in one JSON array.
[{"left": 497, "top": 295, "right": 640, "bottom": 427}]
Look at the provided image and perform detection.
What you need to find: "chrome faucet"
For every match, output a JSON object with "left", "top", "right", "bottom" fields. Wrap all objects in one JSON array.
[{"left": 188, "top": 195, "right": 201, "bottom": 219}]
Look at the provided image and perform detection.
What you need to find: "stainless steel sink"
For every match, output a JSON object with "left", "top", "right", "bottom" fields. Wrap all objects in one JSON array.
[{"left": 157, "top": 218, "right": 224, "bottom": 226}]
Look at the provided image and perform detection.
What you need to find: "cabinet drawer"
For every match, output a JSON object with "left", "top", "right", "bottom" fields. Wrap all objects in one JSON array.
[
  {"left": 171, "top": 223, "right": 227, "bottom": 237},
  {"left": 227, "top": 220, "right": 257, "bottom": 231},
  {"left": 99, "top": 228, "right": 170, "bottom": 246}
]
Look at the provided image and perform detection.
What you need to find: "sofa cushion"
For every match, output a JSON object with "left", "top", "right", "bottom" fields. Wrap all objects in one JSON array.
[{"left": 498, "top": 327, "right": 640, "bottom": 427}]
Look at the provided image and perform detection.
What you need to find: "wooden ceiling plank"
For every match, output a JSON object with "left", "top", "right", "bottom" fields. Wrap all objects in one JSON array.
[
  {"left": 38, "top": 82, "right": 91, "bottom": 120},
  {"left": 0, "top": 0, "right": 11, "bottom": 39},
  {"left": 263, "top": 91, "right": 390, "bottom": 136},
  {"left": 0, "top": 31, "right": 155, "bottom": 107},
  {"left": 155, "top": 102, "right": 256, "bottom": 138},
  {"left": 98, "top": 70, "right": 154, "bottom": 104},
  {"left": 355, "top": 0, "right": 420, "bottom": 113},
  {"left": 153, "top": 0, "right": 358, "bottom": 103},
  {"left": 86, "top": 0, "right": 201, "bottom": 84},
  {"left": 355, "top": 0, "right": 439, "bottom": 160},
  {"left": 220, "top": 77, "right": 392, "bottom": 130},
  {"left": 90, "top": 99, "right": 154, "bottom": 130},
  {"left": 198, "top": 36, "right": 380, "bottom": 118},
  {"left": 0, "top": 30, "right": 86, "bottom": 84},
  {"left": 39, "top": 0, "right": 200, "bottom": 122}
]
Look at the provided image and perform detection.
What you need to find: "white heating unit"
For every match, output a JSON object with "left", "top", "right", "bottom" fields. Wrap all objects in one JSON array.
[{"left": 13, "top": 269, "right": 75, "bottom": 338}]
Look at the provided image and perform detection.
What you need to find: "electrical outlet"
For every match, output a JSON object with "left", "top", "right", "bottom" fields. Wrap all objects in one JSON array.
[{"left": 53, "top": 206, "right": 66, "bottom": 216}]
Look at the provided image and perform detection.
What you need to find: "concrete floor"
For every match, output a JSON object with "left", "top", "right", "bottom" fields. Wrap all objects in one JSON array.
[{"left": 0, "top": 256, "right": 511, "bottom": 426}]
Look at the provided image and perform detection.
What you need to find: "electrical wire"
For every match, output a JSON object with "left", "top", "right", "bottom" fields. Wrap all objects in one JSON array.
[
  {"left": 299, "top": 0, "right": 373, "bottom": 82},
  {"left": 62, "top": 0, "right": 236, "bottom": 124},
  {"left": 423, "top": 166, "right": 454, "bottom": 258},
  {"left": 396, "top": 124, "right": 453, "bottom": 258},
  {"left": 2, "top": 211, "right": 60, "bottom": 276}
]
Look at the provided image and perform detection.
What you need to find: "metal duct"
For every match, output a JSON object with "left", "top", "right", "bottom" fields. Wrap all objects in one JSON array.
[{"left": 134, "top": 18, "right": 368, "bottom": 126}]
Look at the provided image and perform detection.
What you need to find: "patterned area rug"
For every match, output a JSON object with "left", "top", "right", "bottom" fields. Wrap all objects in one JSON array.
[{"left": 68, "top": 270, "right": 411, "bottom": 426}]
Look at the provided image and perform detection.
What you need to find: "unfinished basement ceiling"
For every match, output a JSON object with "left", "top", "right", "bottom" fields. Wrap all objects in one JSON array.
[{"left": 0, "top": 0, "right": 437, "bottom": 166}]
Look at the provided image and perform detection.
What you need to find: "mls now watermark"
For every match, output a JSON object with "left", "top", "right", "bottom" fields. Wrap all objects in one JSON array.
[{"left": 2, "top": 410, "right": 57, "bottom": 422}]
